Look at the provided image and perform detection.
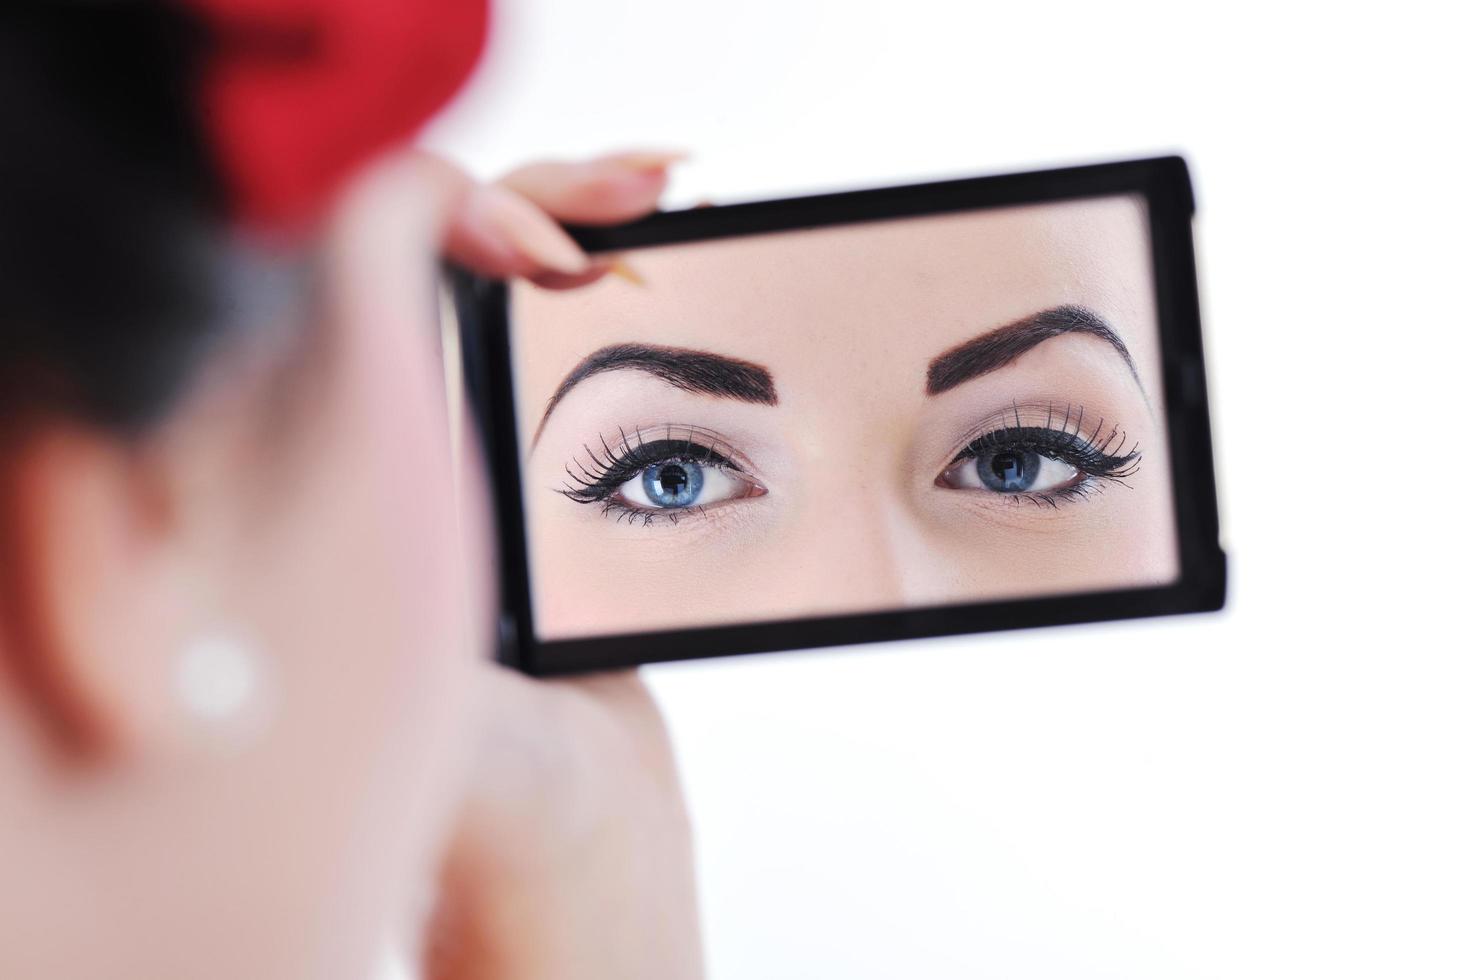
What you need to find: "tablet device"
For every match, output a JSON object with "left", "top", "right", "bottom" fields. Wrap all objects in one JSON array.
[{"left": 447, "top": 156, "right": 1225, "bottom": 675}]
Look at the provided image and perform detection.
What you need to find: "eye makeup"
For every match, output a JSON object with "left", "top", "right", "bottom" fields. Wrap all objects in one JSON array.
[
  {"left": 936, "top": 402, "right": 1141, "bottom": 508},
  {"left": 557, "top": 399, "right": 1141, "bottom": 532},
  {"left": 559, "top": 423, "right": 766, "bottom": 526}
]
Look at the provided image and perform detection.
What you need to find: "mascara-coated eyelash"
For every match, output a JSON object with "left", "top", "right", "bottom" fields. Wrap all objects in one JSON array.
[
  {"left": 938, "top": 403, "right": 1141, "bottom": 507},
  {"left": 560, "top": 425, "right": 764, "bottom": 525}
]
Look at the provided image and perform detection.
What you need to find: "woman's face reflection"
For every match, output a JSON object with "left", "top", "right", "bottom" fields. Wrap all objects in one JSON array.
[{"left": 512, "top": 195, "right": 1177, "bottom": 639}]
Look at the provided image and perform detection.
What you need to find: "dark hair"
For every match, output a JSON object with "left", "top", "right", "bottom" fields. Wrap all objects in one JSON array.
[{"left": 0, "top": 3, "right": 240, "bottom": 435}]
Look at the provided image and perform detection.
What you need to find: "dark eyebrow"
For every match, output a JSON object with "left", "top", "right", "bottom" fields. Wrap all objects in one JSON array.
[
  {"left": 534, "top": 342, "right": 778, "bottom": 444},
  {"left": 926, "top": 305, "right": 1141, "bottom": 396}
]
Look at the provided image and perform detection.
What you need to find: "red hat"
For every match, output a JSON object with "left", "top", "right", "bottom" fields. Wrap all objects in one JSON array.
[{"left": 180, "top": 0, "right": 489, "bottom": 228}]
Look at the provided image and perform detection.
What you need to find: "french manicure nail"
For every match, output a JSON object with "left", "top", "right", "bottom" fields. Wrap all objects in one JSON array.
[
  {"left": 608, "top": 258, "right": 647, "bottom": 286},
  {"left": 470, "top": 184, "right": 591, "bottom": 276},
  {"left": 529, "top": 233, "right": 591, "bottom": 275},
  {"left": 612, "top": 150, "right": 691, "bottom": 171},
  {"left": 506, "top": 211, "right": 590, "bottom": 275}
]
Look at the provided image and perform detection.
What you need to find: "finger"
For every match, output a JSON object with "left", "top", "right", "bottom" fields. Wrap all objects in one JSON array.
[
  {"left": 497, "top": 149, "right": 686, "bottom": 225},
  {"left": 562, "top": 668, "right": 651, "bottom": 701},
  {"left": 527, "top": 257, "right": 614, "bottom": 291},
  {"left": 560, "top": 669, "right": 666, "bottom": 728},
  {"left": 445, "top": 183, "right": 592, "bottom": 279}
]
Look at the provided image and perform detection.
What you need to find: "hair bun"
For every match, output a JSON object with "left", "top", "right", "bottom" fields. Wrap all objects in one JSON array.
[{"left": 181, "top": 0, "right": 490, "bottom": 228}]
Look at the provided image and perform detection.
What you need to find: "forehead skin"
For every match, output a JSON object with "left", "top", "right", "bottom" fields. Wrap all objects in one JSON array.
[{"left": 510, "top": 194, "right": 1163, "bottom": 443}]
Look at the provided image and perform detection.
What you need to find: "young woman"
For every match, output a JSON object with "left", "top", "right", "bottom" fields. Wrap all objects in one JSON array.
[{"left": 0, "top": 2, "right": 701, "bottom": 977}]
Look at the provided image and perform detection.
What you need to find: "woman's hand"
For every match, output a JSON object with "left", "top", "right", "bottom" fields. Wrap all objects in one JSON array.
[
  {"left": 415, "top": 151, "right": 704, "bottom": 980},
  {"left": 426, "top": 149, "right": 686, "bottom": 288},
  {"left": 428, "top": 671, "right": 701, "bottom": 980}
]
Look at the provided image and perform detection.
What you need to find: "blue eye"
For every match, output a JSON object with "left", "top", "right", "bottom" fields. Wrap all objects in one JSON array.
[
  {"left": 641, "top": 461, "right": 704, "bottom": 507},
  {"left": 618, "top": 457, "right": 750, "bottom": 511},
  {"left": 936, "top": 414, "right": 1143, "bottom": 503},
  {"left": 561, "top": 432, "right": 766, "bottom": 522},
  {"left": 941, "top": 447, "right": 1080, "bottom": 494}
]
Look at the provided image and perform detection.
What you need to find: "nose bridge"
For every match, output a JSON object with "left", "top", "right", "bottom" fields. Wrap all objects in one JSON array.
[
  {"left": 772, "top": 398, "right": 926, "bottom": 616},
  {"left": 770, "top": 340, "right": 940, "bottom": 617},
  {"left": 776, "top": 480, "right": 909, "bottom": 615}
]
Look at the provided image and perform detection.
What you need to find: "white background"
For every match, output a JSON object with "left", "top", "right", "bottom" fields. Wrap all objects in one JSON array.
[{"left": 425, "top": 2, "right": 1468, "bottom": 977}]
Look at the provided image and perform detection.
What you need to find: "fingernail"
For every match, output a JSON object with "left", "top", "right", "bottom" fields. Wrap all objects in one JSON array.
[
  {"left": 534, "top": 236, "right": 591, "bottom": 276},
  {"left": 513, "top": 218, "right": 589, "bottom": 275},
  {"left": 611, "top": 150, "right": 691, "bottom": 172},
  {"left": 608, "top": 257, "right": 646, "bottom": 286},
  {"left": 471, "top": 186, "right": 591, "bottom": 276}
]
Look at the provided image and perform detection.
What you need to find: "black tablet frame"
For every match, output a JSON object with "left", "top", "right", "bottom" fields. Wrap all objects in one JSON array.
[{"left": 449, "top": 155, "right": 1225, "bottom": 676}]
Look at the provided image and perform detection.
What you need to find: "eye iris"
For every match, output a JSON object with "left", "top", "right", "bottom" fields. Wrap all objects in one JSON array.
[
  {"left": 643, "top": 462, "right": 703, "bottom": 507},
  {"left": 979, "top": 450, "right": 1039, "bottom": 492}
]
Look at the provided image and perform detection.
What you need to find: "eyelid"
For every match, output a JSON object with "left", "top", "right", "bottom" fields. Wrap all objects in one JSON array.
[
  {"left": 946, "top": 403, "right": 1127, "bottom": 454},
  {"left": 944, "top": 403, "right": 1076, "bottom": 463}
]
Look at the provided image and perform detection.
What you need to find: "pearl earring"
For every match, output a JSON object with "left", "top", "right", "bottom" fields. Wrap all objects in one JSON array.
[{"left": 175, "top": 633, "right": 264, "bottom": 725}]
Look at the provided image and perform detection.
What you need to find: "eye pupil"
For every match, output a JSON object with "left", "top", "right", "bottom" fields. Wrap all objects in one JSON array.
[
  {"left": 991, "top": 452, "right": 1022, "bottom": 484},
  {"left": 980, "top": 450, "right": 1038, "bottom": 492},
  {"left": 644, "top": 461, "right": 703, "bottom": 507}
]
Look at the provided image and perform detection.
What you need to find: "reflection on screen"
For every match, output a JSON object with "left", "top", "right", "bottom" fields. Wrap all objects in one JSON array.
[{"left": 509, "top": 195, "right": 1178, "bottom": 639}]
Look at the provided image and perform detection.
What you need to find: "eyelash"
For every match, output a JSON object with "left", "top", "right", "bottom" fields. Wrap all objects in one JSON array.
[
  {"left": 560, "top": 405, "right": 1140, "bottom": 525},
  {"left": 947, "top": 403, "right": 1141, "bottom": 508},
  {"left": 559, "top": 425, "right": 749, "bottom": 526}
]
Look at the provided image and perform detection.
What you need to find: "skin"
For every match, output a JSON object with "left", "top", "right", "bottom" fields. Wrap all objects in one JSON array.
[
  {"left": 514, "top": 196, "right": 1178, "bottom": 639},
  {"left": 0, "top": 151, "right": 702, "bottom": 980}
]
